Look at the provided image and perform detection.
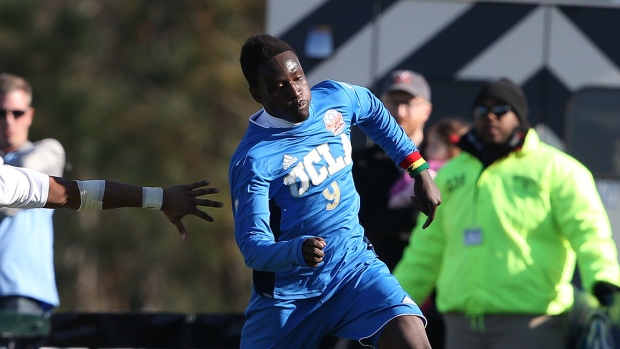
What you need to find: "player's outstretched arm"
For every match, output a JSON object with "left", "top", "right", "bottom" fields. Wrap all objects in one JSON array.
[{"left": 46, "top": 177, "right": 224, "bottom": 238}]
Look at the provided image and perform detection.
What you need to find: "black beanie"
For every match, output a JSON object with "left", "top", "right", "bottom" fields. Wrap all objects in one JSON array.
[{"left": 474, "top": 78, "right": 529, "bottom": 122}]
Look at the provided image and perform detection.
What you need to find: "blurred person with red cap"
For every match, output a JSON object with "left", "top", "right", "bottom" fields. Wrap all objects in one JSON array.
[{"left": 352, "top": 69, "right": 433, "bottom": 271}]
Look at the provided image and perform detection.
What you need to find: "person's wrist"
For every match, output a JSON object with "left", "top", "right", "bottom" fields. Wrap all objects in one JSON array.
[
  {"left": 142, "top": 187, "right": 163, "bottom": 209},
  {"left": 408, "top": 161, "right": 430, "bottom": 178}
]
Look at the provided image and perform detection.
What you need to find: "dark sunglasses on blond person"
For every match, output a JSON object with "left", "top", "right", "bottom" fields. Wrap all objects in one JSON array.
[{"left": 0, "top": 109, "right": 28, "bottom": 118}]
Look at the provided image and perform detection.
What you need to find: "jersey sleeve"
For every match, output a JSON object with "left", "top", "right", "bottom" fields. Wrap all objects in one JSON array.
[
  {"left": 229, "top": 164, "right": 311, "bottom": 272},
  {"left": 339, "top": 82, "right": 421, "bottom": 168},
  {"left": 0, "top": 165, "right": 49, "bottom": 208}
]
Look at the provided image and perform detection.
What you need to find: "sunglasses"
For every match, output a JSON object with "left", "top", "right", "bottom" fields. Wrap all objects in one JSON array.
[
  {"left": 0, "top": 109, "right": 27, "bottom": 118},
  {"left": 473, "top": 105, "right": 512, "bottom": 119}
]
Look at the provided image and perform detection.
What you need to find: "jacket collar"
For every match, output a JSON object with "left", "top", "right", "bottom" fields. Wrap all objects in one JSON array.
[{"left": 459, "top": 127, "right": 535, "bottom": 167}]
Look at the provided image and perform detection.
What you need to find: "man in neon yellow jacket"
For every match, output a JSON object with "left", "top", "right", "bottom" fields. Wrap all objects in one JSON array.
[{"left": 393, "top": 78, "right": 620, "bottom": 349}]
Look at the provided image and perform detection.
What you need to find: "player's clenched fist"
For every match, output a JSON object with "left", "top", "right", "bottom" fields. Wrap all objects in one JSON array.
[{"left": 303, "top": 237, "right": 327, "bottom": 267}]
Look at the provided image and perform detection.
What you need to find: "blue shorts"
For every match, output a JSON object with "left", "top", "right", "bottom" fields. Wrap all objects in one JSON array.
[{"left": 240, "top": 257, "right": 425, "bottom": 349}]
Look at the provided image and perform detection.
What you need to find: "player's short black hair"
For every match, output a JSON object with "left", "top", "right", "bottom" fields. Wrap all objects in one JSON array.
[{"left": 240, "top": 33, "right": 296, "bottom": 88}]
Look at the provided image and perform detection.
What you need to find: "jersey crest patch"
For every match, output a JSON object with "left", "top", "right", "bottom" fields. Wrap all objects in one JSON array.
[
  {"left": 323, "top": 109, "right": 345, "bottom": 136},
  {"left": 282, "top": 154, "right": 298, "bottom": 170}
]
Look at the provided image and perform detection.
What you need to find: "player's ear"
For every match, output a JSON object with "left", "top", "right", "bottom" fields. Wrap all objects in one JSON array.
[
  {"left": 249, "top": 86, "right": 262, "bottom": 104},
  {"left": 24, "top": 107, "right": 34, "bottom": 127}
]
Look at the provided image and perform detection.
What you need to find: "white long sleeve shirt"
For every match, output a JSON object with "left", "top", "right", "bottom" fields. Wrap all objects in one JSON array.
[{"left": 0, "top": 163, "right": 49, "bottom": 208}]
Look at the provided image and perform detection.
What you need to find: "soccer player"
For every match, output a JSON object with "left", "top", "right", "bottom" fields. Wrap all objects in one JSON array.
[
  {"left": 0, "top": 163, "right": 223, "bottom": 238},
  {"left": 228, "top": 34, "right": 441, "bottom": 348}
]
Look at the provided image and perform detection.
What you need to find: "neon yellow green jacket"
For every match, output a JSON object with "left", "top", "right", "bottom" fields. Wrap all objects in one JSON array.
[{"left": 393, "top": 130, "right": 620, "bottom": 316}]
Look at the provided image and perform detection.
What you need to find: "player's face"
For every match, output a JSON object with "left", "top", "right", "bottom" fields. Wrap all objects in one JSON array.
[
  {"left": 0, "top": 90, "right": 33, "bottom": 153},
  {"left": 474, "top": 98, "right": 521, "bottom": 145},
  {"left": 251, "top": 51, "right": 311, "bottom": 123}
]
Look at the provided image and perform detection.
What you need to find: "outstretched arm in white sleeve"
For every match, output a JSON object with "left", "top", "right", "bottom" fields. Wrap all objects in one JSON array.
[{"left": 0, "top": 164, "right": 224, "bottom": 238}]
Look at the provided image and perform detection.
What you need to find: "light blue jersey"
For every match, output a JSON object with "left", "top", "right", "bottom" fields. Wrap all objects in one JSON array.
[
  {"left": 229, "top": 80, "right": 419, "bottom": 300},
  {"left": 0, "top": 209, "right": 57, "bottom": 307},
  {"left": 0, "top": 139, "right": 65, "bottom": 310}
]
